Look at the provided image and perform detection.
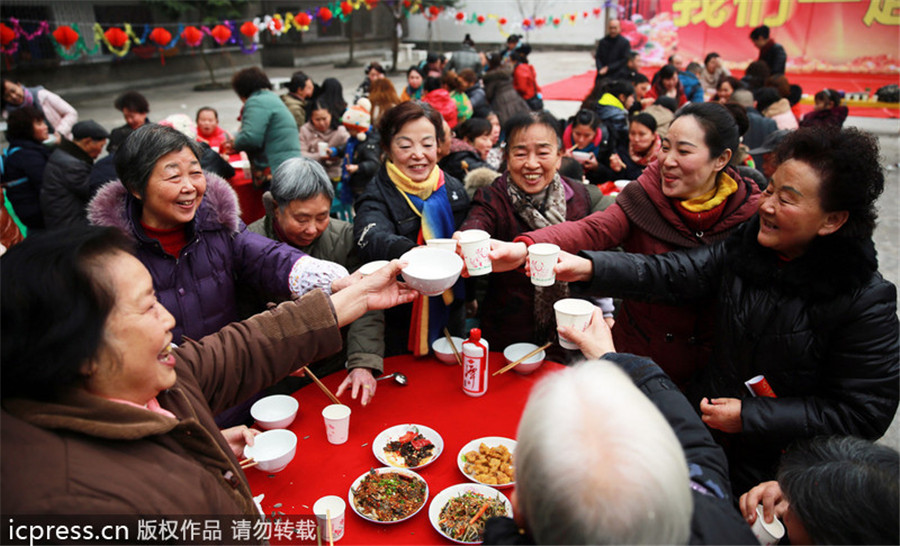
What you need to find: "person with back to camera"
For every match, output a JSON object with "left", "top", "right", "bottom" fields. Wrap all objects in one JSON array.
[
  {"left": 459, "top": 68, "right": 490, "bottom": 119},
  {"left": 353, "top": 102, "right": 470, "bottom": 356},
  {"left": 739, "top": 436, "right": 898, "bottom": 545},
  {"left": 248, "top": 158, "right": 387, "bottom": 406},
  {"left": 1, "top": 106, "right": 52, "bottom": 230},
  {"left": 488, "top": 103, "right": 760, "bottom": 389},
  {"left": 457, "top": 112, "right": 614, "bottom": 362},
  {"left": 482, "top": 52, "right": 531, "bottom": 127},
  {"left": 541, "top": 126, "right": 898, "bottom": 495},
  {"left": 749, "top": 25, "right": 787, "bottom": 76},
  {"left": 482, "top": 312, "right": 757, "bottom": 545},
  {"left": 1, "top": 77, "right": 77, "bottom": 143},
  {"left": 107, "top": 90, "right": 150, "bottom": 153},
  {"left": 755, "top": 87, "right": 798, "bottom": 131},
  {"left": 729, "top": 89, "right": 778, "bottom": 153},
  {"left": 511, "top": 44, "right": 542, "bottom": 111},
  {"left": 0, "top": 225, "right": 415, "bottom": 518},
  {"left": 446, "top": 34, "right": 484, "bottom": 77}
]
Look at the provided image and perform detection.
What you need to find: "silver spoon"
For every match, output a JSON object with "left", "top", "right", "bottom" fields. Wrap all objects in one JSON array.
[{"left": 376, "top": 372, "right": 409, "bottom": 386}]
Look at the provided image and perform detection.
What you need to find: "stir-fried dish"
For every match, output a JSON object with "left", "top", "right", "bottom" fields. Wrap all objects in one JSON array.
[
  {"left": 463, "top": 443, "right": 514, "bottom": 485},
  {"left": 438, "top": 491, "right": 509, "bottom": 543},
  {"left": 384, "top": 428, "right": 435, "bottom": 467},
  {"left": 352, "top": 470, "right": 427, "bottom": 522}
]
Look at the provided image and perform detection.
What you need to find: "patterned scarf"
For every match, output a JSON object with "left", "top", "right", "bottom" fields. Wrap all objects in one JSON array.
[
  {"left": 387, "top": 161, "right": 460, "bottom": 355},
  {"left": 505, "top": 172, "right": 569, "bottom": 344},
  {"left": 629, "top": 133, "right": 662, "bottom": 166}
]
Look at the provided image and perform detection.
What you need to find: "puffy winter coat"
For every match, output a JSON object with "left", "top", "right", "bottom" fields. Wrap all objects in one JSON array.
[
  {"left": 88, "top": 173, "right": 342, "bottom": 343},
  {"left": 1, "top": 291, "right": 342, "bottom": 522},
  {"left": 299, "top": 121, "right": 350, "bottom": 180},
  {"left": 281, "top": 92, "right": 308, "bottom": 128},
  {"left": 422, "top": 88, "right": 458, "bottom": 129},
  {"left": 520, "top": 161, "right": 760, "bottom": 388},
  {"left": 234, "top": 89, "right": 301, "bottom": 171},
  {"left": 336, "top": 129, "right": 382, "bottom": 198},
  {"left": 40, "top": 138, "right": 94, "bottom": 229},
  {"left": 2, "top": 86, "right": 77, "bottom": 140},
  {"left": 580, "top": 217, "right": 899, "bottom": 493},
  {"left": 439, "top": 139, "right": 489, "bottom": 182},
  {"left": 512, "top": 62, "right": 540, "bottom": 100},
  {"left": 465, "top": 83, "right": 490, "bottom": 119},
  {"left": 482, "top": 68, "right": 531, "bottom": 126},
  {"left": 2, "top": 138, "right": 51, "bottom": 229}
]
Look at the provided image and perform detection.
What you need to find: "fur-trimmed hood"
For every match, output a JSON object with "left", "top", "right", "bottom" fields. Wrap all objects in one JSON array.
[
  {"left": 727, "top": 215, "right": 879, "bottom": 301},
  {"left": 88, "top": 172, "right": 242, "bottom": 238}
]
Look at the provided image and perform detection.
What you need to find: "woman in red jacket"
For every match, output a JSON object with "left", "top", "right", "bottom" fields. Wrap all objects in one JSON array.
[
  {"left": 489, "top": 102, "right": 760, "bottom": 389},
  {"left": 646, "top": 64, "right": 688, "bottom": 108}
]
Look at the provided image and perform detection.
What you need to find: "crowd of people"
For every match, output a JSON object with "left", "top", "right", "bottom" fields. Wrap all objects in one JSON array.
[{"left": 1, "top": 20, "right": 897, "bottom": 545}]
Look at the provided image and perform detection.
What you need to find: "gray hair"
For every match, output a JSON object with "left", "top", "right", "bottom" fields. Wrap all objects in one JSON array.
[
  {"left": 115, "top": 124, "right": 202, "bottom": 199},
  {"left": 516, "top": 361, "right": 692, "bottom": 545},
  {"left": 778, "top": 436, "right": 899, "bottom": 545},
  {"left": 270, "top": 157, "right": 335, "bottom": 209}
]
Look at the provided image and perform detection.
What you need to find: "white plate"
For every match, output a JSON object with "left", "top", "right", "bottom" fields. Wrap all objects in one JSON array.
[
  {"left": 428, "top": 483, "right": 513, "bottom": 544},
  {"left": 456, "top": 437, "right": 517, "bottom": 489},
  {"left": 348, "top": 467, "right": 429, "bottom": 524},
  {"left": 373, "top": 424, "right": 443, "bottom": 469}
]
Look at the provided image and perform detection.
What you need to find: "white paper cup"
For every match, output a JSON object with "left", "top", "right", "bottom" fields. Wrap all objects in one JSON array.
[
  {"left": 425, "top": 238, "right": 458, "bottom": 252},
  {"left": 528, "top": 243, "right": 560, "bottom": 287},
  {"left": 313, "top": 495, "right": 346, "bottom": 542},
  {"left": 458, "top": 229, "right": 492, "bottom": 276},
  {"left": 322, "top": 404, "right": 351, "bottom": 445},
  {"left": 317, "top": 141, "right": 329, "bottom": 158},
  {"left": 553, "top": 298, "right": 595, "bottom": 350},
  {"left": 751, "top": 505, "right": 785, "bottom": 545}
]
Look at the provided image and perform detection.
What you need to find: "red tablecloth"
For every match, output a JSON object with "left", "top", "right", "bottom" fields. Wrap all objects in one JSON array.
[{"left": 245, "top": 353, "right": 563, "bottom": 544}]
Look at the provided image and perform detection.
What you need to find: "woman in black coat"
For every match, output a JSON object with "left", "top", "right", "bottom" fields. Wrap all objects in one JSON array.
[
  {"left": 1, "top": 106, "right": 51, "bottom": 230},
  {"left": 548, "top": 126, "right": 899, "bottom": 494}
]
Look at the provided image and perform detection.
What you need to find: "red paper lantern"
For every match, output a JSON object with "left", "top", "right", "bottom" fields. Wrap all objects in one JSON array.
[
  {"left": 182, "top": 25, "right": 203, "bottom": 46},
  {"left": 477, "top": 15, "right": 485, "bottom": 24},
  {"left": 1, "top": 23, "right": 16, "bottom": 46},
  {"left": 552, "top": 17, "right": 561, "bottom": 26},
  {"left": 211, "top": 24, "right": 231, "bottom": 44},
  {"left": 296, "top": 13, "right": 312, "bottom": 28},
  {"left": 104, "top": 27, "right": 128, "bottom": 48},
  {"left": 535, "top": 17, "right": 545, "bottom": 27},
  {"left": 523, "top": 18, "right": 532, "bottom": 27},
  {"left": 341, "top": 1, "right": 353, "bottom": 16},
  {"left": 365, "top": 0, "right": 379, "bottom": 8},
  {"left": 429, "top": 6, "right": 440, "bottom": 16},
  {"left": 583, "top": 11, "right": 589, "bottom": 18},
  {"left": 593, "top": 7, "right": 602, "bottom": 16},
  {"left": 498, "top": 17, "right": 507, "bottom": 25},
  {"left": 569, "top": 14, "right": 577, "bottom": 23},
  {"left": 52, "top": 25, "right": 79, "bottom": 49},
  {"left": 319, "top": 7, "right": 333, "bottom": 22},
  {"left": 239, "top": 21, "right": 258, "bottom": 38},
  {"left": 148, "top": 27, "right": 172, "bottom": 47},
  {"left": 272, "top": 18, "right": 283, "bottom": 31},
  {"left": 403, "top": 0, "right": 412, "bottom": 8},
  {"left": 455, "top": 12, "right": 465, "bottom": 21}
]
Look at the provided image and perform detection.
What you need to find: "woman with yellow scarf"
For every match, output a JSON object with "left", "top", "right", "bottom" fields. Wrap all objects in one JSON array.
[
  {"left": 354, "top": 102, "right": 471, "bottom": 357},
  {"left": 489, "top": 103, "right": 760, "bottom": 389}
]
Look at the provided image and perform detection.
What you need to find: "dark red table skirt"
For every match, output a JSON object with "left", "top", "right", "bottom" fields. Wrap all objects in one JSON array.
[{"left": 245, "top": 352, "right": 564, "bottom": 544}]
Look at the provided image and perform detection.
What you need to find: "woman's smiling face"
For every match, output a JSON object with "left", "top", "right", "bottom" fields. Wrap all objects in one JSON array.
[
  {"left": 388, "top": 117, "right": 438, "bottom": 183},
  {"left": 506, "top": 123, "right": 562, "bottom": 195}
]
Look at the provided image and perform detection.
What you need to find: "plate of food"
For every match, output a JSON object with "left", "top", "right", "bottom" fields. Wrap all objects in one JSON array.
[
  {"left": 373, "top": 424, "right": 443, "bottom": 469},
  {"left": 348, "top": 467, "right": 429, "bottom": 524},
  {"left": 429, "top": 483, "right": 513, "bottom": 544},
  {"left": 457, "top": 437, "right": 516, "bottom": 488}
]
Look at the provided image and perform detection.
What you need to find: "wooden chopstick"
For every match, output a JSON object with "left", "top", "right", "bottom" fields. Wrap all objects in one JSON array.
[
  {"left": 326, "top": 508, "right": 334, "bottom": 546},
  {"left": 303, "top": 365, "right": 343, "bottom": 405},
  {"left": 492, "top": 342, "right": 552, "bottom": 376},
  {"left": 444, "top": 327, "right": 463, "bottom": 366},
  {"left": 239, "top": 458, "right": 258, "bottom": 469}
]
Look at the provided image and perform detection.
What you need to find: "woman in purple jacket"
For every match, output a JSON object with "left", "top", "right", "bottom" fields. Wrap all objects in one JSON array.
[{"left": 88, "top": 124, "right": 348, "bottom": 344}]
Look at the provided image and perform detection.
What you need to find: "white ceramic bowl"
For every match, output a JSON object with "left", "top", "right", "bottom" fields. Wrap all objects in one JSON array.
[
  {"left": 400, "top": 247, "right": 463, "bottom": 296},
  {"left": 250, "top": 394, "right": 299, "bottom": 429},
  {"left": 502, "top": 343, "right": 546, "bottom": 375},
  {"left": 243, "top": 429, "right": 297, "bottom": 473},
  {"left": 358, "top": 260, "right": 390, "bottom": 276},
  {"left": 432, "top": 336, "right": 464, "bottom": 365},
  {"left": 571, "top": 150, "right": 593, "bottom": 163},
  {"left": 614, "top": 179, "right": 631, "bottom": 190}
]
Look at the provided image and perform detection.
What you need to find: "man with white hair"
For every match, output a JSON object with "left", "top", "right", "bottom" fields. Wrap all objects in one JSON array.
[{"left": 484, "top": 309, "right": 756, "bottom": 544}]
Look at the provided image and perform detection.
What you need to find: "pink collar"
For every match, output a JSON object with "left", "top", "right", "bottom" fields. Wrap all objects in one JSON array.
[{"left": 103, "top": 396, "right": 177, "bottom": 419}]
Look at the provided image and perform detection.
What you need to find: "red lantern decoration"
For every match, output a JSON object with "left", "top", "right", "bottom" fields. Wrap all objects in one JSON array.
[
  {"left": 52, "top": 25, "right": 79, "bottom": 49},
  {"left": 341, "top": 1, "right": 353, "bottom": 16},
  {"left": 523, "top": 18, "right": 532, "bottom": 27},
  {"left": 429, "top": 6, "right": 440, "bottom": 16},
  {"left": 104, "top": 27, "right": 128, "bottom": 48},
  {"left": 593, "top": 7, "right": 602, "bottom": 16},
  {"left": 365, "top": 0, "right": 379, "bottom": 8},
  {"left": 534, "top": 17, "right": 545, "bottom": 27},
  {"left": 272, "top": 18, "right": 283, "bottom": 31},
  {"left": 552, "top": 17, "right": 561, "bottom": 26},
  {"left": 149, "top": 27, "right": 172, "bottom": 47},
  {"left": 477, "top": 15, "right": 485, "bottom": 24},
  {"left": 403, "top": 0, "right": 412, "bottom": 8},
  {"left": 583, "top": 11, "right": 589, "bottom": 18},
  {"left": 239, "top": 21, "right": 258, "bottom": 38},
  {"left": 1, "top": 23, "right": 16, "bottom": 46},
  {"left": 455, "top": 12, "right": 465, "bottom": 21},
  {"left": 182, "top": 25, "right": 203, "bottom": 47},
  {"left": 211, "top": 24, "right": 231, "bottom": 44},
  {"left": 296, "top": 12, "right": 312, "bottom": 28},
  {"left": 569, "top": 14, "right": 577, "bottom": 23},
  {"left": 319, "top": 7, "right": 333, "bottom": 22},
  {"left": 498, "top": 17, "right": 507, "bottom": 25}
]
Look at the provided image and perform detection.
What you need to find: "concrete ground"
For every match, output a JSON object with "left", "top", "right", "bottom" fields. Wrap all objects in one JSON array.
[{"left": 66, "top": 49, "right": 900, "bottom": 449}]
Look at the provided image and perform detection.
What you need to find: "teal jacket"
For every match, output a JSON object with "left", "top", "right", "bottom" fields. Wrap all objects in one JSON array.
[{"left": 234, "top": 90, "right": 301, "bottom": 170}]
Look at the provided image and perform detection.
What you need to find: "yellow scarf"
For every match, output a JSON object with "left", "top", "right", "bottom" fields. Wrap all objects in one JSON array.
[
  {"left": 387, "top": 160, "right": 440, "bottom": 201},
  {"left": 680, "top": 172, "right": 738, "bottom": 213}
]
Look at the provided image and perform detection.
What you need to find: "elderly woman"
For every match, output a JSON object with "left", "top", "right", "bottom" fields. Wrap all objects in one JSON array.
[
  {"left": 1, "top": 106, "right": 51, "bottom": 230},
  {"left": 88, "top": 124, "right": 348, "bottom": 345},
  {"left": 221, "top": 67, "right": 301, "bottom": 188},
  {"left": 354, "top": 101, "right": 470, "bottom": 356},
  {"left": 552, "top": 127, "right": 899, "bottom": 494},
  {"left": 458, "top": 112, "right": 610, "bottom": 361},
  {"left": 0, "top": 226, "right": 414, "bottom": 516},
  {"left": 490, "top": 103, "right": 760, "bottom": 388},
  {"left": 1, "top": 77, "right": 77, "bottom": 142},
  {"left": 249, "top": 158, "right": 385, "bottom": 405}
]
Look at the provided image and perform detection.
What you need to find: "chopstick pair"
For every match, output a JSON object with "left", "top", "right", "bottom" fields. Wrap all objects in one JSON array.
[
  {"left": 492, "top": 342, "right": 552, "bottom": 376},
  {"left": 239, "top": 458, "right": 258, "bottom": 469},
  {"left": 303, "top": 365, "right": 343, "bottom": 406},
  {"left": 443, "top": 327, "right": 463, "bottom": 366}
]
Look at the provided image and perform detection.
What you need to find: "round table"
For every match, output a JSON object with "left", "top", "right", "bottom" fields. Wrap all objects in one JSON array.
[{"left": 245, "top": 352, "right": 562, "bottom": 544}]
